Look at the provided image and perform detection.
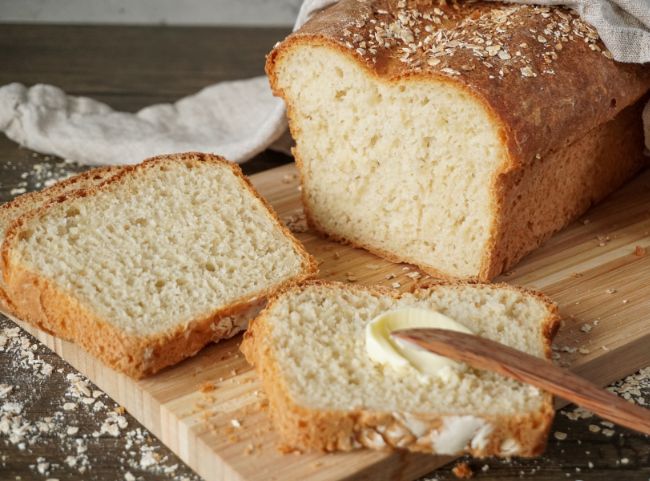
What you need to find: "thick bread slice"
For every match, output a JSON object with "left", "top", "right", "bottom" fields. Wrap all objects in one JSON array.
[
  {"left": 241, "top": 280, "right": 560, "bottom": 457},
  {"left": 268, "top": 0, "right": 650, "bottom": 280},
  {"left": 2, "top": 153, "right": 317, "bottom": 378},
  {"left": 0, "top": 166, "right": 121, "bottom": 314}
]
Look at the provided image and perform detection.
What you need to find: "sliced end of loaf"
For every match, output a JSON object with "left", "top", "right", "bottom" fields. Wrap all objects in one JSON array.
[
  {"left": 2, "top": 153, "right": 317, "bottom": 378},
  {"left": 241, "top": 280, "right": 560, "bottom": 457},
  {"left": 269, "top": 40, "right": 508, "bottom": 280}
]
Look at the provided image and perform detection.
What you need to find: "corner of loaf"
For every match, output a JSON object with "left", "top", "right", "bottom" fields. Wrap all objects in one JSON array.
[{"left": 268, "top": 0, "right": 650, "bottom": 280}]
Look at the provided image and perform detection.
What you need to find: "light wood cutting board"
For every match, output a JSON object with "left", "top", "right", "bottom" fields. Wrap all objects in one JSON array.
[{"left": 5, "top": 163, "right": 650, "bottom": 481}]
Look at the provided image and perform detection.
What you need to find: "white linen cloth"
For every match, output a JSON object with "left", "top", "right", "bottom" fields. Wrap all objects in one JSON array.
[{"left": 0, "top": 0, "right": 648, "bottom": 166}]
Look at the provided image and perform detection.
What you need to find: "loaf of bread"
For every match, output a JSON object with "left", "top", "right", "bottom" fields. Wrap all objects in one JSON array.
[
  {"left": 241, "top": 281, "right": 560, "bottom": 456},
  {"left": 2, "top": 153, "right": 317, "bottom": 378},
  {"left": 268, "top": 0, "right": 650, "bottom": 280},
  {"left": 0, "top": 166, "right": 121, "bottom": 313}
]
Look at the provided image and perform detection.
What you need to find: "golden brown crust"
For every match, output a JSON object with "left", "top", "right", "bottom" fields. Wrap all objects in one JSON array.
[
  {"left": 1, "top": 153, "right": 318, "bottom": 378},
  {"left": 241, "top": 280, "right": 560, "bottom": 456},
  {"left": 272, "top": 0, "right": 650, "bottom": 167},
  {"left": 0, "top": 166, "right": 122, "bottom": 314},
  {"left": 267, "top": 0, "right": 650, "bottom": 281},
  {"left": 482, "top": 98, "right": 648, "bottom": 279}
]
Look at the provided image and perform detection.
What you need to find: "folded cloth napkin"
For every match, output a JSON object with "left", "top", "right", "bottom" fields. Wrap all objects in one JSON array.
[{"left": 0, "top": 0, "right": 648, "bottom": 166}]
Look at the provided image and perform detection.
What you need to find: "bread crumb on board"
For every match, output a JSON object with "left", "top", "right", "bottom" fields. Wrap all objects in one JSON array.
[
  {"left": 199, "top": 382, "right": 216, "bottom": 394},
  {"left": 452, "top": 460, "right": 474, "bottom": 478}
]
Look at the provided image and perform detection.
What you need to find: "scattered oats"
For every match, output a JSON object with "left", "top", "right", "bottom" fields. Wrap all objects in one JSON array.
[
  {"left": 391, "top": 282, "right": 401, "bottom": 289},
  {"left": 36, "top": 458, "right": 50, "bottom": 475},
  {"left": 230, "top": 419, "right": 242, "bottom": 429},
  {"left": 620, "top": 457, "right": 629, "bottom": 464},
  {"left": 596, "top": 234, "right": 610, "bottom": 246},
  {"left": 580, "top": 324, "right": 592, "bottom": 333},
  {"left": 10, "top": 187, "right": 27, "bottom": 195},
  {"left": 67, "top": 426, "right": 79, "bottom": 435},
  {"left": 5, "top": 327, "right": 20, "bottom": 338},
  {"left": 103, "top": 423, "right": 119, "bottom": 437},
  {"left": 486, "top": 45, "right": 501, "bottom": 56},
  {"left": 0, "top": 384, "right": 13, "bottom": 399},
  {"left": 563, "top": 406, "right": 593, "bottom": 421},
  {"left": 282, "top": 212, "right": 308, "bottom": 234},
  {"left": 406, "top": 271, "right": 421, "bottom": 279},
  {"left": 588, "top": 424, "right": 600, "bottom": 433},
  {"left": 125, "top": 473, "right": 136, "bottom": 481},
  {"left": 520, "top": 66, "right": 536, "bottom": 77},
  {"left": 600, "top": 421, "right": 614, "bottom": 428},
  {"left": 602, "top": 428, "right": 615, "bottom": 437},
  {"left": 140, "top": 449, "right": 160, "bottom": 469},
  {"left": 63, "top": 403, "right": 77, "bottom": 411},
  {"left": 554, "top": 431, "right": 567, "bottom": 440},
  {"left": 588, "top": 461, "right": 594, "bottom": 468},
  {"left": 578, "top": 348, "right": 590, "bottom": 355},
  {"left": 537, "top": 35, "right": 547, "bottom": 43},
  {"left": 605, "top": 288, "right": 617, "bottom": 294},
  {"left": 441, "top": 68, "right": 460, "bottom": 76}
]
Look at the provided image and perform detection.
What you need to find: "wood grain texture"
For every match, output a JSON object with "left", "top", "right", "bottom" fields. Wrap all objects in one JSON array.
[
  {"left": 4, "top": 162, "right": 650, "bottom": 481},
  {"left": 393, "top": 328, "right": 650, "bottom": 436}
]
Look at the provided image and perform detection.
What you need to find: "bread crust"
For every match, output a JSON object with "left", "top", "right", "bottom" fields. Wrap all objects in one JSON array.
[
  {"left": 241, "top": 279, "right": 560, "bottom": 456},
  {"left": 1, "top": 153, "right": 318, "bottom": 378},
  {"left": 267, "top": 0, "right": 650, "bottom": 281},
  {"left": 0, "top": 166, "right": 122, "bottom": 314}
]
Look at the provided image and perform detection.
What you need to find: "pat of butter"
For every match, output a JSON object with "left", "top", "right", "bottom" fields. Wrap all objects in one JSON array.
[{"left": 365, "top": 308, "right": 473, "bottom": 377}]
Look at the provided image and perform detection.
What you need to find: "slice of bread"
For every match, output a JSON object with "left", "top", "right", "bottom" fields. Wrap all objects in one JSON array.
[
  {"left": 0, "top": 166, "right": 121, "bottom": 313},
  {"left": 241, "top": 281, "right": 560, "bottom": 457},
  {"left": 2, "top": 153, "right": 317, "bottom": 378}
]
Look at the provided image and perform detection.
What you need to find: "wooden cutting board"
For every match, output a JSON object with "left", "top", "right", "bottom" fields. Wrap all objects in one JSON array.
[{"left": 6, "top": 163, "right": 650, "bottom": 481}]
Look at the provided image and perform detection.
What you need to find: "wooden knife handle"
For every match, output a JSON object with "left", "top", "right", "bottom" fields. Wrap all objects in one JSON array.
[{"left": 392, "top": 328, "right": 650, "bottom": 436}]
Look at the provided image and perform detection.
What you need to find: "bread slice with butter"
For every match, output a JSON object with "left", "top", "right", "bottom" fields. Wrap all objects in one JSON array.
[
  {"left": 2, "top": 153, "right": 317, "bottom": 378},
  {"left": 241, "top": 280, "right": 560, "bottom": 456}
]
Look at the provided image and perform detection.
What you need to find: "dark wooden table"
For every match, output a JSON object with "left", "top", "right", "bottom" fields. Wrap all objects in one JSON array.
[{"left": 1, "top": 23, "right": 649, "bottom": 481}]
